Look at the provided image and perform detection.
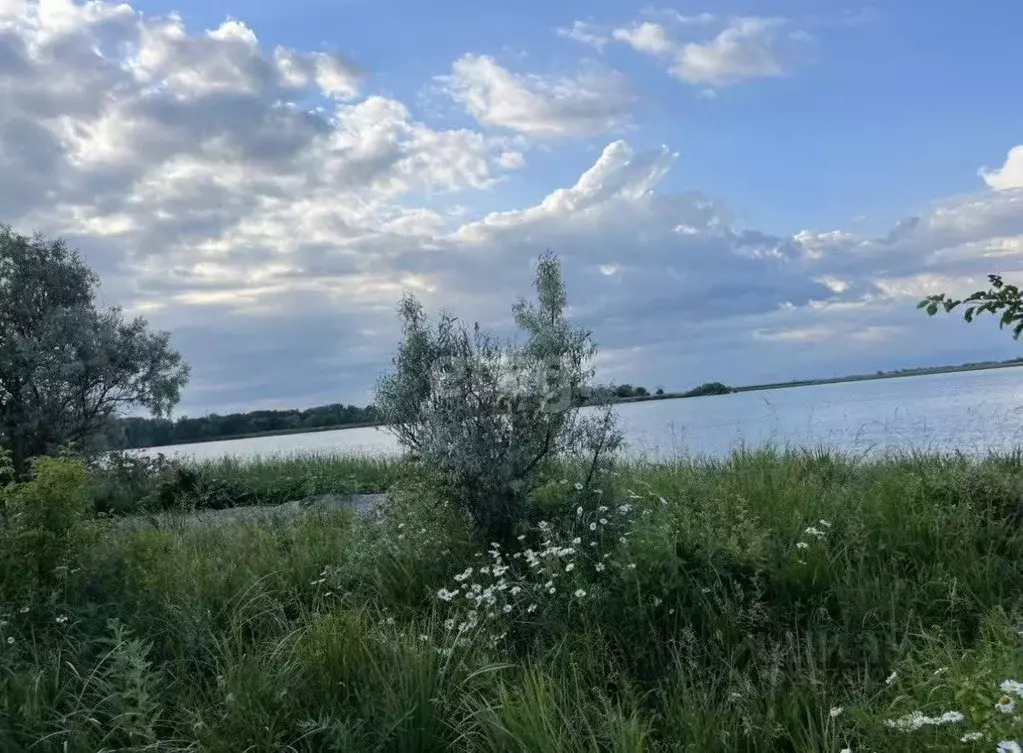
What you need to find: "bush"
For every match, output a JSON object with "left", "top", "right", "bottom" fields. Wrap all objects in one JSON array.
[
  {"left": 374, "top": 252, "right": 623, "bottom": 543},
  {"left": 0, "top": 452, "right": 94, "bottom": 601}
]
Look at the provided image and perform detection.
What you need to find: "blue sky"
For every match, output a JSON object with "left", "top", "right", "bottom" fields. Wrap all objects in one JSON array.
[
  {"left": 119, "top": 0, "right": 1023, "bottom": 234},
  {"left": 2, "top": 0, "right": 1023, "bottom": 415}
]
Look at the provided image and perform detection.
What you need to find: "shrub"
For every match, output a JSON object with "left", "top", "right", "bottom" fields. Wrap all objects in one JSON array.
[
  {"left": 374, "top": 252, "right": 623, "bottom": 543},
  {"left": 0, "top": 453, "right": 93, "bottom": 601}
]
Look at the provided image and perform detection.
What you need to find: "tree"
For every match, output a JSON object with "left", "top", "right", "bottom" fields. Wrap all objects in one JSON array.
[
  {"left": 374, "top": 251, "right": 622, "bottom": 543},
  {"left": 0, "top": 225, "right": 189, "bottom": 476},
  {"left": 919, "top": 275, "right": 1023, "bottom": 339}
]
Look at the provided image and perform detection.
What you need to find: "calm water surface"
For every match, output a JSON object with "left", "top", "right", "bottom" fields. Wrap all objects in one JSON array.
[{"left": 140, "top": 367, "right": 1023, "bottom": 463}]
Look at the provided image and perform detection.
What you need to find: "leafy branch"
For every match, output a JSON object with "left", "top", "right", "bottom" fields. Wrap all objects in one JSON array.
[{"left": 918, "top": 274, "right": 1023, "bottom": 339}]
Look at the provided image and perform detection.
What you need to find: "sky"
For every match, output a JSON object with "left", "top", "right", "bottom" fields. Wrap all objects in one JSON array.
[{"left": 3, "top": 0, "right": 1023, "bottom": 417}]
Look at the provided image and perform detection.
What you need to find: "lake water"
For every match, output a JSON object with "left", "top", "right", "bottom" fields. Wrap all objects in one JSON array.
[{"left": 139, "top": 367, "right": 1023, "bottom": 463}]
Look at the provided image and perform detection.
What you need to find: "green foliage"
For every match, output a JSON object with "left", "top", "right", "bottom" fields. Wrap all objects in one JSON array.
[
  {"left": 919, "top": 273, "right": 1023, "bottom": 339},
  {"left": 109, "top": 401, "right": 380, "bottom": 450},
  {"left": 681, "top": 381, "right": 734, "bottom": 397},
  {"left": 82, "top": 452, "right": 402, "bottom": 515},
  {"left": 0, "top": 225, "right": 189, "bottom": 475},
  {"left": 375, "top": 252, "right": 623, "bottom": 543},
  {"left": 0, "top": 455, "right": 93, "bottom": 601},
  {"left": 1, "top": 450, "right": 1021, "bottom": 751}
]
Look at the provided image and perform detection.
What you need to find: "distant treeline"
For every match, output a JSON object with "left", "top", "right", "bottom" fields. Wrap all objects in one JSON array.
[
  {"left": 109, "top": 403, "right": 381, "bottom": 449},
  {"left": 109, "top": 382, "right": 706, "bottom": 449}
]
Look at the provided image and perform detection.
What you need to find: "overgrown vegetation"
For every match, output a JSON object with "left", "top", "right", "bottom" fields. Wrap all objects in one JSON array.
[
  {"left": 1, "top": 448, "right": 1020, "bottom": 751},
  {"left": 374, "top": 252, "right": 622, "bottom": 544},
  {"left": 82, "top": 452, "right": 403, "bottom": 516},
  {"left": 0, "top": 225, "right": 189, "bottom": 477}
]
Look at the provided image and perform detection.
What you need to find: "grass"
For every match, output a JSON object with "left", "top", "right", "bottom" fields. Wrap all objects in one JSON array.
[
  {"left": 85, "top": 452, "right": 405, "bottom": 516},
  {"left": 1, "top": 447, "right": 1022, "bottom": 751}
]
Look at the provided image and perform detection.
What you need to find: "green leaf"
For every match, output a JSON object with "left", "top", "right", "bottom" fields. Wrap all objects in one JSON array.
[{"left": 926, "top": 304, "right": 939, "bottom": 316}]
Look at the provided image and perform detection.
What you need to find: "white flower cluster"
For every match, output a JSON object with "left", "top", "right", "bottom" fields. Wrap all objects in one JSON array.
[
  {"left": 431, "top": 482, "right": 655, "bottom": 649},
  {"left": 884, "top": 709, "right": 965, "bottom": 731},
  {"left": 794, "top": 519, "right": 832, "bottom": 558}
]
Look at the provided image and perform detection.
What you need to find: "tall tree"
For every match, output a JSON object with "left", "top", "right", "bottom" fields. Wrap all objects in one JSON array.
[{"left": 0, "top": 225, "right": 189, "bottom": 475}]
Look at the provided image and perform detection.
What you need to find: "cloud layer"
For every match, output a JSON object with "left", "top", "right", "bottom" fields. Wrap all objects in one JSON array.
[{"left": 2, "top": 1, "right": 1022, "bottom": 415}]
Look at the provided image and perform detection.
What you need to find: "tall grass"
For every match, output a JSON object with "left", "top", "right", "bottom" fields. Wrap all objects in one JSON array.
[{"left": 2, "top": 448, "right": 1021, "bottom": 751}]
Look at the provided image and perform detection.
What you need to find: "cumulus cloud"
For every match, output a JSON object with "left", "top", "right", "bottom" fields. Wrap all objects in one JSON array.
[
  {"left": 612, "top": 15, "right": 813, "bottom": 87},
  {"left": 980, "top": 145, "right": 1023, "bottom": 190},
  {"left": 555, "top": 21, "right": 609, "bottom": 51},
  {"left": 437, "top": 54, "right": 636, "bottom": 138},
  {"left": 1, "top": 1, "right": 1022, "bottom": 414}
]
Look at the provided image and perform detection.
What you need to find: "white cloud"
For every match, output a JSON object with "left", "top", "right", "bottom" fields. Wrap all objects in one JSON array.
[
  {"left": 555, "top": 21, "right": 608, "bottom": 51},
  {"left": 612, "top": 15, "right": 812, "bottom": 86},
  {"left": 673, "top": 17, "right": 791, "bottom": 85},
  {"left": 980, "top": 145, "right": 1023, "bottom": 190},
  {"left": 612, "top": 22, "right": 676, "bottom": 56},
  {"left": 2, "top": 1, "right": 1022, "bottom": 414},
  {"left": 438, "top": 54, "right": 636, "bottom": 138}
]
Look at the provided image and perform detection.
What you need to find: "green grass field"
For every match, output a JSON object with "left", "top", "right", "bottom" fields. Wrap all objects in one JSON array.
[{"left": 2, "top": 448, "right": 1022, "bottom": 751}]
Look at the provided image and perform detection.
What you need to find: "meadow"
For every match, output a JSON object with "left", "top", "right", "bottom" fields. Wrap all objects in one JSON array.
[{"left": 1, "top": 448, "right": 1021, "bottom": 752}]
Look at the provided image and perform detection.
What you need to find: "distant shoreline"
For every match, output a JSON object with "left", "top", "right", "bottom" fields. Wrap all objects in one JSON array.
[{"left": 135, "top": 359, "right": 1023, "bottom": 450}]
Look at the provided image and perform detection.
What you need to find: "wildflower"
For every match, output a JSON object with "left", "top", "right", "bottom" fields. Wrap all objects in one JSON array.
[
  {"left": 55, "top": 616, "right": 68, "bottom": 625},
  {"left": 819, "top": 519, "right": 832, "bottom": 528},
  {"left": 599, "top": 518, "right": 608, "bottom": 525},
  {"left": 19, "top": 607, "right": 28, "bottom": 614},
  {"left": 454, "top": 567, "right": 473, "bottom": 582},
  {"left": 576, "top": 506, "right": 583, "bottom": 516},
  {"left": 1002, "top": 679, "right": 1023, "bottom": 697},
  {"left": 443, "top": 618, "right": 455, "bottom": 630},
  {"left": 996, "top": 695, "right": 1016, "bottom": 714},
  {"left": 884, "top": 710, "right": 963, "bottom": 731},
  {"left": 840, "top": 749, "right": 852, "bottom": 753},
  {"left": 398, "top": 522, "right": 405, "bottom": 529},
  {"left": 574, "top": 482, "right": 583, "bottom": 490},
  {"left": 6, "top": 637, "right": 13, "bottom": 645},
  {"left": 510, "top": 586, "right": 522, "bottom": 596},
  {"left": 437, "top": 588, "right": 460, "bottom": 602},
  {"left": 659, "top": 497, "right": 668, "bottom": 505},
  {"left": 627, "top": 563, "right": 637, "bottom": 570},
  {"left": 502, "top": 604, "right": 513, "bottom": 614},
  {"left": 548, "top": 587, "right": 556, "bottom": 594},
  {"left": 960, "top": 732, "right": 983, "bottom": 742},
  {"left": 527, "top": 604, "right": 537, "bottom": 613},
  {"left": 560, "top": 479, "right": 569, "bottom": 484},
  {"left": 574, "top": 589, "right": 587, "bottom": 599},
  {"left": 517, "top": 534, "right": 526, "bottom": 541},
  {"left": 805, "top": 526, "right": 826, "bottom": 538},
  {"left": 589, "top": 522, "right": 597, "bottom": 531},
  {"left": 619, "top": 536, "right": 627, "bottom": 544},
  {"left": 796, "top": 541, "right": 809, "bottom": 550},
  {"left": 933, "top": 667, "right": 948, "bottom": 676},
  {"left": 830, "top": 706, "right": 843, "bottom": 718},
  {"left": 997, "top": 743, "right": 1021, "bottom": 753},
  {"left": 885, "top": 670, "right": 898, "bottom": 685},
  {"left": 595, "top": 562, "right": 606, "bottom": 572},
  {"left": 386, "top": 617, "right": 395, "bottom": 625}
]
